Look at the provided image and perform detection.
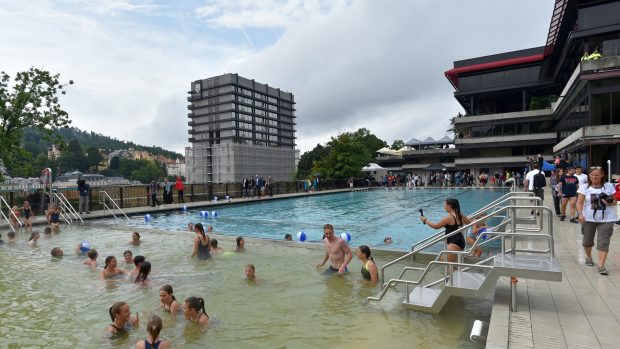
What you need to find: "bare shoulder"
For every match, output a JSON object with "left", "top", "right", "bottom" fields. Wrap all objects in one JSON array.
[{"left": 135, "top": 340, "right": 146, "bottom": 349}]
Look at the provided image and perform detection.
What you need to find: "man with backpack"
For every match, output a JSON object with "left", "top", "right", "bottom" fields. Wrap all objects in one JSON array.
[{"left": 524, "top": 162, "right": 546, "bottom": 204}]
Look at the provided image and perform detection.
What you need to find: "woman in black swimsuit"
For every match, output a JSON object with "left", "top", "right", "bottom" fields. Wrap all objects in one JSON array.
[
  {"left": 159, "top": 284, "right": 181, "bottom": 316},
  {"left": 105, "top": 301, "right": 139, "bottom": 335},
  {"left": 183, "top": 297, "right": 209, "bottom": 325},
  {"left": 420, "top": 198, "right": 471, "bottom": 262},
  {"left": 191, "top": 223, "right": 211, "bottom": 260}
]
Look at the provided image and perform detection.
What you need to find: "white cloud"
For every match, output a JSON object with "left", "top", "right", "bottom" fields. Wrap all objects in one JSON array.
[
  {"left": 195, "top": 0, "right": 346, "bottom": 28},
  {"left": 0, "top": 0, "right": 555, "bottom": 156}
]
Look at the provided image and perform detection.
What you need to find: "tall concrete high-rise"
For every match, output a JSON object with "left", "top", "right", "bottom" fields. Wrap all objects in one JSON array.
[{"left": 186, "top": 74, "right": 296, "bottom": 183}]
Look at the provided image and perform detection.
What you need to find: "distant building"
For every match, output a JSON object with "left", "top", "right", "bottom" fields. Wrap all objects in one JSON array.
[
  {"left": 186, "top": 73, "right": 296, "bottom": 183},
  {"left": 375, "top": 136, "right": 458, "bottom": 177},
  {"left": 166, "top": 158, "right": 185, "bottom": 178},
  {"left": 47, "top": 144, "right": 62, "bottom": 159},
  {"left": 107, "top": 149, "right": 133, "bottom": 167},
  {"left": 445, "top": 0, "right": 620, "bottom": 176}
]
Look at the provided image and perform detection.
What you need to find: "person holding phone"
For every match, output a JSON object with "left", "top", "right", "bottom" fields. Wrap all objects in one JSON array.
[{"left": 419, "top": 198, "right": 472, "bottom": 262}]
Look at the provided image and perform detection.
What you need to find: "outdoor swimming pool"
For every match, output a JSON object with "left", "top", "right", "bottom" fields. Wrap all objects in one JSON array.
[
  {"left": 0, "top": 224, "right": 492, "bottom": 348},
  {"left": 103, "top": 188, "right": 508, "bottom": 251}
]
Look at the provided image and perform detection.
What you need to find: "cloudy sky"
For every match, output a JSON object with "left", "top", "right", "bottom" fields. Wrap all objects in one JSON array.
[{"left": 1, "top": 0, "right": 555, "bottom": 155}]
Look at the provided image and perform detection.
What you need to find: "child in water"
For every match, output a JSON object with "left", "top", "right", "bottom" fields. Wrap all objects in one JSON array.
[{"left": 135, "top": 314, "right": 171, "bottom": 349}]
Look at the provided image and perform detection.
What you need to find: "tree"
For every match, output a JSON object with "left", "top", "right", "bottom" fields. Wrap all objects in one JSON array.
[
  {"left": 0, "top": 68, "right": 73, "bottom": 178},
  {"left": 447, "top": 112, "right": 463, "bottom": 138},
  {"left": 391, "top": 140, "right": 405, "bottom": 150},
  {"left": 312, "top": 128, "right": 387, "bottom": 179},
  {"left": 85, "top": 146, "right": 103, "bottom": 172},
  {"left": 109, "top": 156, "right": 120, "bottom": 170},
  {"left": 296, "top": 144, "right": 329, "bottom": 179}
]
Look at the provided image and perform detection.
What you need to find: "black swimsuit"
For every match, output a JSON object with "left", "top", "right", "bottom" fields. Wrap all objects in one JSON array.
[{"left": 445, "top": 213, "right": 465, "bottom": 249}]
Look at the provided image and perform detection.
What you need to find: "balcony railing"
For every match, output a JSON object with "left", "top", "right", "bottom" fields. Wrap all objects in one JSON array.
[
  {"left": 581, "top": 55, "right": 620, "bottom": 74},
  {"left": 454, "top": 108, "right": 553, "bottom": 125},
  {"left": 400, "top": 148, "right": 459, "bottom": 156},
  {"left": 455, "top": 132, "right": 557, "bottom": 145}
]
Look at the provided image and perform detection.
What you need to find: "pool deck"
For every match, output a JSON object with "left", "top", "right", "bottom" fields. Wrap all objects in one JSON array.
[
  {"left": 1, "top": 188, "right": 355, "bottom": 228},
  {"left": 486, "top": 189, "right": 620, "bottom": 349}
]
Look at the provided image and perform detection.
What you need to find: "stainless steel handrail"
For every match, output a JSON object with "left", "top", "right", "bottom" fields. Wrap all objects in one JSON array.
[
  {"left": 411, "top": 194, "right": 537, "bottom": 251},
  {"left": 375, "top": 204, "right": 555, "bottom": 303},
  {"left": 369, "top": 206, "right": 555, "bottom": 304},
  {"left": 0, "top": 195, "right": 22, "bottom": 232},
  {"left": 99, "top": 191, "right": 129, "bottom": 220},
  {"left": 391, "top": 196, "right": 543, "bottom": 285},
  {"left": 51, "top": 192, "right": 83, "bottom": 223}
]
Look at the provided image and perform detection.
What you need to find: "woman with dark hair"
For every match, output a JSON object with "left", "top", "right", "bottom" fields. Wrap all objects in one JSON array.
[
  {"left": 160, "top": 284, "right": 181, "bottom": 315},
  {"left": 105, "top": 301, "right": 139, "bottom": 334},
  {"left": 134, "top": 261, "right": 151, "bottom": 286},
  {"left": 183, "top": 296, "right": 209, "bottom": 325},
  {"left": 357, "top": 245, "right": 378, "bottom": 282},
  {"left": 28, "top": 231, "right": 40, "bottom": 247},
  {"left": 420, "top": 198, "right": 472, "bottom": 262},
  {"left": 235, "top": 236, "right": 245, "bottom": 251},
  {"left": 99, "top": 256, "right": 128, "bottom": 280},
  {"left": 135, "top": 314, "right": 171, "bottom": 349},
  {"left": 191, "top": 223, "right": 211, "bottom": 260},
  {"left": 576, "top": 167, "right": 617, "bottom": 275}
]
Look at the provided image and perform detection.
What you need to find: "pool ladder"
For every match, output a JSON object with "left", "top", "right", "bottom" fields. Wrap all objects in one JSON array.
[
  {"left": 368, "top": 193, "right": 562, "bottom": 314},
  {"left": 0, "top": 195, "right": 22, "bottom": 232},
  {"left": 50, "top": 192, "right": 84, "bottom": 225},
  {"left": 99, "top": 191, "right": 130, "bottom": 221}
]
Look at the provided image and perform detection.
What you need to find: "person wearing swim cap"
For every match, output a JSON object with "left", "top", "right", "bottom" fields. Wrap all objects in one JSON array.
[{"left": 315, "top": 224, "right": 352, "bottom": 275}]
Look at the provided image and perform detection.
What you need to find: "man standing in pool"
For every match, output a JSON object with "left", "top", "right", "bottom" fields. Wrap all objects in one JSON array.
[{"left": 316, "top": 224, "right": 352, "bottom": 275}]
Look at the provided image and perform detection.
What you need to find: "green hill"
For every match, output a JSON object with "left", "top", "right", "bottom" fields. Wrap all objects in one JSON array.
[{"left": 21, "top": 127, "right": 183, "bottom": 160}]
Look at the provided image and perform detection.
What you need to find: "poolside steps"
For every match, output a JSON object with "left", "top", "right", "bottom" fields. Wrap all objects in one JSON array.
[{"left": 403, "top": 256, "right": 562, "bottom": 313}]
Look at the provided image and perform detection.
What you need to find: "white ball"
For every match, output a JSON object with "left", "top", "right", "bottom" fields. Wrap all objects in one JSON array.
[
  {"left": 340, "top": 232, "right": 351, "bottom": 242},
  {"left": 297, "top": 231, "right": 307, "bottom": 242}
]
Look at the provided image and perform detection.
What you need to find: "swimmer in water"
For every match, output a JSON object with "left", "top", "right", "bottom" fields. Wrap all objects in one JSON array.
[
  {"left": 284, "top": 233, "right": 292, "bottom": 241},
  {"left": 105, "top": 301, "right": 139, "bottom": 335},
  {"left": 245, "top": 264, "right": 257, "bottom": 281},
  {"left": 357, "top": 245, "right": 379, "bottom": 282},
  {"left": 9, "top": 205, "right": 21, "bottom": 231},
  {"left": 99, "top": 256, "right": 128, "bottom": 280},
  {"left": 383, "top": 236, "right": 393, "bottom": 244},
  {"left": 43, "top": 227, "right": 52, "bottom": 238},
  {"left": 235, "top": 236, "right": 245, "bottom": 251},
  {"left": 123, "top": 250, "right": 133, "bottom": 265},
  {"left": 134, "top": 261, "right": 151, "bottom": 286},
  {"left": 191, "top": 223, "right": 211, "bottom": 260},
  {"left": 207, "top": 225, "right": 213, "bottom": 233},
  {"left": 188, "top": 222, "right": 194, "bottom": 232},
  {"left": 183, "top": 297, "right": 209, "bottom": 325},
  {"left": 28, "top": 231, "right": 40, "bottom": 247},
  {"left": 131, "top": 232, "right": 141, "bottom": 246},
  {"left": 7, "top": 231, "right": 16, "bottom": 243},
  {"left": 130, "top": 255, "right": 146, "bottom": 277},
  {"left": 209, "top": 239, "right": 224, "bottom": 254},
  {"left": 159, "top": 284, "right": 181, "bottom": 315},
  {"left": 135, "top": 314, "right": 171, "bottom": 349},
  {"left": 84, "top": 249, "right": 98, "bottom": 269},
  {"left": 50, "top": 247, "right": 64, "bottom": 257}
]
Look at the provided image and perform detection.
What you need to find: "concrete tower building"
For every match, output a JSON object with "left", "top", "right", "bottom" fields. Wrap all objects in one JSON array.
[{"left": 186, "top": 73, "right": 296, "bottom": 183}]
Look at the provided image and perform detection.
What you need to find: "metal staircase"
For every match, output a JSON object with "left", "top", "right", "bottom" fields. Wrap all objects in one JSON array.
[{"left": 368, "top": 192, "right": 562, "bottom": 313}]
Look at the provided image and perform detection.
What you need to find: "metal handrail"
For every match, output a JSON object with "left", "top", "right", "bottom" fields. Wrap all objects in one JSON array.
[
  {"left": 411, "top": 193, "right": 536, "bottom": 251},
  {"left": 99, "top": 191, "right": 129, "bottom": 220},
  {"left": 380, "top": 202, "right": 552, "bottom": 285},
  {"left": 397, "top": 195, "right": 543, "bottom": 284},
  {"left": 0, "top": 195, "right": 22, "bottom": 232},
  {"left": 369, "top": 205, "right": 555, "bottom": 304},
  {"left": 51, "top": 192, "right": 83, "bottom": 223}
]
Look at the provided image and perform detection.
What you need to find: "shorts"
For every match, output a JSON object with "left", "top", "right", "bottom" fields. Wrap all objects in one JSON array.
[
  {"left": 581, "top": 221, "right": 614, "bottom": 252},
  {"left": 324, "top": 265, "right": 348, "bottom": 274},
  {"left": 562, "top": 194, "right": 576, "bottom": 199}
]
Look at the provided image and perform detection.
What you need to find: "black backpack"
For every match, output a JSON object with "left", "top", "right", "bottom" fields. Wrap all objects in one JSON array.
[{"left": 533, "top": 171, "right": 546, "bottom": 190}]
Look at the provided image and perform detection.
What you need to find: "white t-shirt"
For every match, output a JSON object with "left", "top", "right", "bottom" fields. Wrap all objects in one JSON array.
[
  {"left": 575, "top": 173, "right": 588, "bottom": 185},
  {"left": 525, "top": 169, "right": 544, "bottom": 191},
  {"left": 577, "top": 183, "right": 617, "bottom": 222}
]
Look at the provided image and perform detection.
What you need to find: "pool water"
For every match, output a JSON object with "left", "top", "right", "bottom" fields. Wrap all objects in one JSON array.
[
  {"left": 0, "top": 224, "right": 491, "bottom": 348},
  {"left": 103, "top": 188, "right": 507, "bottom": 251}
]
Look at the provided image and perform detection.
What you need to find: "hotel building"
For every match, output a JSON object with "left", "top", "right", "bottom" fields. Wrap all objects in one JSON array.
[{"left": 186, "top": 74, "right": 296, "bottom": 183}]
